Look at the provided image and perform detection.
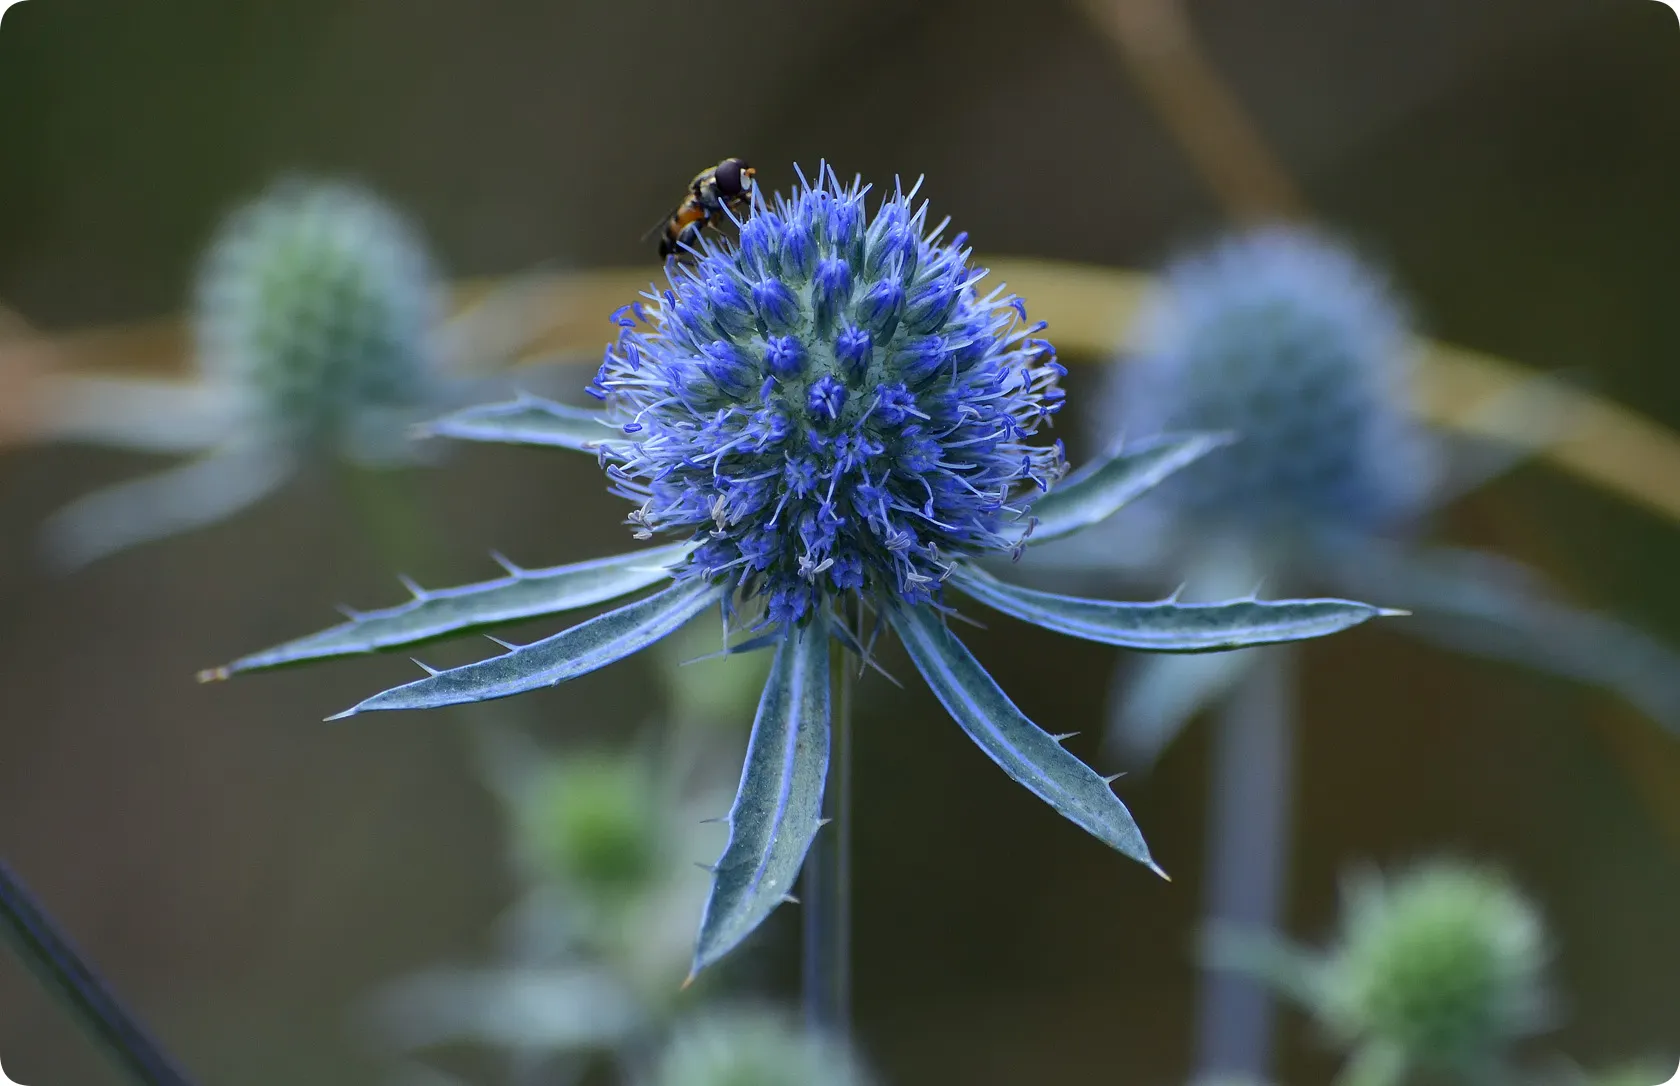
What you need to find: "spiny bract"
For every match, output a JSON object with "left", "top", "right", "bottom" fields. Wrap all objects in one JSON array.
[
  {"left": 589, "top": 165, "right": 1066, "bottom": 624},
  {"left": 196, "top": 175, "right": 443, "bottom": 461},
  {"left": 1098, "top": 224, "right": 1435, "bottom": 542}
]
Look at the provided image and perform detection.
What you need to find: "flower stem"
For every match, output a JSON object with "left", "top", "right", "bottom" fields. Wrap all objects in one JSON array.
[
  {"left": 1191, "top": 645, "right": 1296, "bottom": 1081},
  {"left": 0, "top": 860, "right": 197, "bottom": 1086},
  {"left": 802, "top": 640, "right": 855, "bottom": 1038}
]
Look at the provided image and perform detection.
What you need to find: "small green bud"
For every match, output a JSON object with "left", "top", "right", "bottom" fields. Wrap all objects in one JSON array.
[
  {"left": 1319, "top": 861, "right": 1550, "bottom": 1073},
  {"left": 527, "top": 753, "right": 663, "bottom": 901}
]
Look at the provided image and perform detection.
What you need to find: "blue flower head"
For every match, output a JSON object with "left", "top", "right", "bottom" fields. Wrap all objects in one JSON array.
[
  {"left": 212, "top": 166, "right": 1393, "bottom": 978},
  {"left": 1097, "top": 225, "right": 1436, "bottom": 544},
  {"left": 588, "top": 165, "right": 1067, "bottom": 621}
]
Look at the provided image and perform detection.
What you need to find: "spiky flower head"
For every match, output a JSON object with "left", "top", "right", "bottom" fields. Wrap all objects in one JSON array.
[
  {"left": 650, "top": 1008, "right": 868, "bottom": 1086},
  {"left": 590, "top": 165, "right": 1067, "bottom": 626},
  {"left": 195, "top": 176, "right": 443, "bottom": 463},
  {"left": 1318, "top": 860, "right": 1550, "bottom": 1073},
  {"left": 1097, "top": 225, "right": 1435, "bottom": 546}
]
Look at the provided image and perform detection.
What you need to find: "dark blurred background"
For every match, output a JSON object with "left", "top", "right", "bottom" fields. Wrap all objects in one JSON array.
[{"left": 3, "top": 0, "right": 1680, "bottom": 1083}]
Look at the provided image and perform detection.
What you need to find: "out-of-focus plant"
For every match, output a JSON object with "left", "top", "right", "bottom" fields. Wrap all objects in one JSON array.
[
  {"left": 205, "top": 166, "right": 1397, "bottom": 999},
  {"left": 367, "top": 729, "right": 723, "bottom": 1082},
  {"left": 1209, "top": 859, "right": 1552, "bottom": 1086},
  {"left": 1034, "top": 224, "right": 1680, "bottom": 757},
  {"left": 37, "top": 176, "right": 564, "bottom": 572},
  {"left": 1020, "top": 223, "right": 1680, "bottom": 1083},
  {"left": 645, "top": 1006, "right": 870, "bottom": 1086},
  {"left": 365, "top": 623, "right": 806, "bottom": 1085}
]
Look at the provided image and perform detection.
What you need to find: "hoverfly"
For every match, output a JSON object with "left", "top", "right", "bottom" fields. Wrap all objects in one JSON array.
[{"left": 646, "top": 157, "right": 756, "bottom": 260}]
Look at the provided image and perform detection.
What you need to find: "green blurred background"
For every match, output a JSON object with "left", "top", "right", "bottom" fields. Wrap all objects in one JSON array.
[{"left": 1, "top": 0, "right": 1679, "bottom": 1082}]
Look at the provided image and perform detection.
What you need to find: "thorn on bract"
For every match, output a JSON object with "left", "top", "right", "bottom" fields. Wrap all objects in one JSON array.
[
  {"left": 413, "top": 658, "right": 440, "bottom": 676},
  {"left": 196, "top": 665, "right": 231, "bottom": 684}
]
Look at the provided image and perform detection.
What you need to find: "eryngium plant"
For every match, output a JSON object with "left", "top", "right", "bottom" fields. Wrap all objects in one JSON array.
[
  {"left": 1037, "top": 225, "right": 1680, "bottom": 762},
  {"left": 41, "top": 177, "right": 446, "bottom": 570},
  {"left": 1209, "top": 860, "right": 1551, "bottom": 1086},
  {"left": 205, "top": 165, "right": 1397, "bottom": 976}
]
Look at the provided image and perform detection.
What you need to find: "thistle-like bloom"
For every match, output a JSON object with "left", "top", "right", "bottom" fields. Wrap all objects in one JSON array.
[
  {"left": 1100, "top": 225, "right": 1435, "bottom": 546},
  {"left": 1210, "top": 860, "right": 1551, "bottom": 1086},
  {"left": 1033, "top": 224, "right": 1680, "bottom": 762},
  {"left": 207, "top": 166, "right": 1394, "bottom": 975},
  {"left": 39, "top": 177, "right": 446, "bottom": 571}
]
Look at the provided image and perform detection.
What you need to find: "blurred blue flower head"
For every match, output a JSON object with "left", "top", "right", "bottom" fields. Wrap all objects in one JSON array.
[
  {"left": 1100, "top": 225, "right": 1436, "bottom": 545},
  {"left": 589, "top": 165, "right": 1067, "bottom": 625},
  {"left": 196, "top": 176, "right": 444, "bottom": 464}
]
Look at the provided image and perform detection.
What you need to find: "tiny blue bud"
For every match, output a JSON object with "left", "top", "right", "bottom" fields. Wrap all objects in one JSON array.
[
  {"left": 854, "top": 278, "right": 905, "bottom": 337},
  {"left": 829, "top": 554, "right": 865, "bottom": 591},
  {"left": 827, "top": 199, "right": 863, "bottom": 257},
  {"left": 750, "top": 278, "right": 802, "bottom": 335},
  {"left": 763, "top": 335, "right": 807, "bottom": 378},
  {"left": 780, "top": 221, "right": 817, "bottom": 283},
  {"left": 813, "top": 258, "right": 853, "bottom": 333},
  {"left": 904, "top": 271, "right": 963, "bottom": 334},
  {"left": 873, "top": 382, "right": 920, "bottom": 427},
  {"left": 736, "top": 214, "right": 782, "bottom": 276},
  {"left": 834, "top": 324, "right": 873, "bottom": 384},
  {"left": 807, "top": 374, "right": 847, "bottom": 423},
  {"left": 865, "top": 224, "right": 913, "bottom": 279},
  {"left": 700, "top": 340, "right": 756, "bottom": 397},
  {"left": 705, "top": 275, "right": 755, "bottom": 338},
  {"left": 895, "top": 334, "right": 947, "bottom": 385}
]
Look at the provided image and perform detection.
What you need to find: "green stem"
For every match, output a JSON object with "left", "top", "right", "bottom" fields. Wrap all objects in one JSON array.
[
  {"left": 0, "top": 860, "right": 197, "bottom": 1086},
  {"left": 1191, "top": 645, "right": 1296, "bottom": 1081},
  {"left": 802, "top": 638, "right": 854, "bottom": 1038}
]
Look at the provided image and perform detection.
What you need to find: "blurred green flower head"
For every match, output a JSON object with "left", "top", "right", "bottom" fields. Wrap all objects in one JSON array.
[
  {"left": 1320, "top": 861, "right": 1550, "bottom": 1073},
  {"left": 527, "top": 752, "right": 664, "bottom": 901},
  {"left": 197, "top": 175, "right": 444, "bottom": 462}
]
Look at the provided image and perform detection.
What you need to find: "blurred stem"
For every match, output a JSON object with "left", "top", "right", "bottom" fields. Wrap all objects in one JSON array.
[
  {"left": 0, "top": 860, "right": 198, "bottom": 1086},
  {"left": 1192, "top": 645, "right": 1296, "bottom": 1081},
  {"left": 333, "top": 463, "right": 435, "bottom": 576},
  {"left": 802, "top": 637, "right": 855, "bottom": 1038},
  {"left": 1073, "top": 0, "right": 1306, "bottom": 222}
]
